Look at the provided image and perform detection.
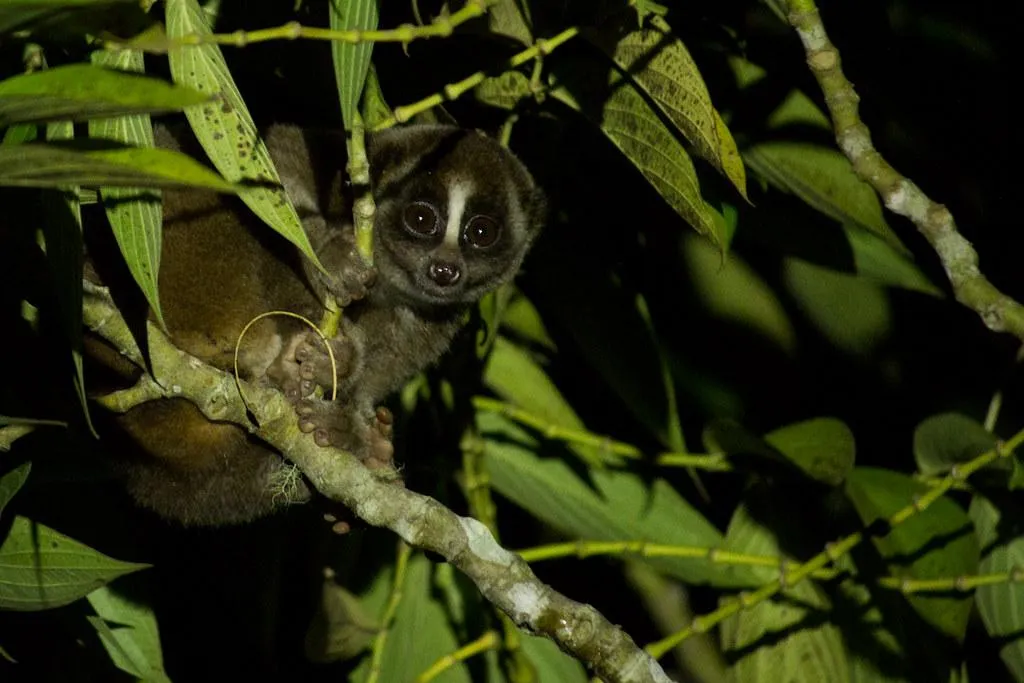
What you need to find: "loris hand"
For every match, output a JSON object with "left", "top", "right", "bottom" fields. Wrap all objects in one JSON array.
[{"left": 320, "top": 245, "right": 377, "bottom": 307}]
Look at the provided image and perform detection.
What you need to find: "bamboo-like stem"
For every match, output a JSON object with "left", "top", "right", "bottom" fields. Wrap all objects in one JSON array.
[
  {"left": 474, "top": 397, "right": 731, "bottom": 471},
  {"left": 645, "top": 433, "right": 1024, "bottom": 658},
  {"left": 106, "top": 0, "right": 494, "bottom": 52}
]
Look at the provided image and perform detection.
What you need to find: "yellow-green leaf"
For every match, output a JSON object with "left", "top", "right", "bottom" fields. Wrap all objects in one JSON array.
[
  {"left": 89, "top": 48, "right": 166, "bottom": 329},
  {"left": 551, "top": 60, "right": 722, "bottom": 246},
  {"left": 598, "top": 16, "right": 747, "bottom": 200},
  {"left": 165, "top": 0, "right": 322, "bottom": 270}
]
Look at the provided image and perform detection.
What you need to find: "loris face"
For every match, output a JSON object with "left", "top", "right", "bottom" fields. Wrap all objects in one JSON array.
[{"left": 368, "top": 125, "right": 544, "bottom": 308}]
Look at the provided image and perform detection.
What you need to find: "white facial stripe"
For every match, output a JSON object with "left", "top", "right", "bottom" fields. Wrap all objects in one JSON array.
[{"left": 444, "top": 180, "right": 474, "bottom": 247}]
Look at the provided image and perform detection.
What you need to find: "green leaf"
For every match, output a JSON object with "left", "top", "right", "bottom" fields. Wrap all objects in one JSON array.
[
  {"left": 0, "top": 0, "right": 149, "bottom": 37},
  {"left": 598, "top": 16, "right": 747, "bottom": 200},
  {"left": 486, "top": 0, "right": 532, "bottom": 46},
  {"left": 0, "top": 517, "right": 148, "bottom": 610},
  {"left": 352, "top": 554, "right": 471, "bottom": 683},
  {"left": 783, "top": 258, "right": 892, "bottom": 356},
  {"left": 745, "top": 141, "right": 904, "bottom": 254},
  {"left": 360, "top": 65, "right": 392, "bottom": 129},
  {"left": 522, "top": 634, "right": 587, "bottom": 682},
  {"left": 0, "top": 140, "right": 237, "bottom": 190},
  {"left": 480, "top": 412, "right": 758, "bottom": 588},
  {"left": 764, "top": 418, "right": 856, "bottom": 486},
  {"left": 832, "top": 553, "right": 913, "bottom": 683},
  {"left": 527, "top": 241, "right": 680, "bottom": 446},
  {"left": 703, "top": 417, "right": 854, "bottom": 486},
  {"left": 0, "top": 463, "right": 31, "bottom": 519},
  {"left": 484, "top": 337, "right": 601, "bottom": 468},
  {"left": 39, "top": 122, "right": 97, "bottom": 438},
  {"left": 89, "top": 48, "right": 166, "bottom": 329},
  {"left": 330, "top": 0, "right": 378, "bottom": 131},
  {"left": 500, "top": 289, "right": 556, "bottom": 351},
  {"left": 305, "top": 579, "right": 378, "bottom": 662},
  {"left": 845, "top": 468, "right": 979, "bottom": 640},
  {"left": 720, "top": 503, "right": 850, "bottom": 683},
  {"left": 164, "top": 0, "right": 323, "bottom": 270},
  {"left": 87, "top": 585, "right": 169, "bottom": 682},
  {"left": 551, "top": 60, "right": 722, "bottom": 246},
  {"left": 970, "top": 495, "right": 1024, "bottom": 681},
  {"left": 682, "top": 232, "right": 795, "bottom": 353},
  {"left": 475, "top": 70, "right": 531, "bottom": 111},
  {"left": 0, "top": 63, "right": 209, "bottom": 127},
  {"left": 843, "top": 224, "right": 941, "bottom": 296},
  {"left": 913, "top": 413, "right": 997, "bottom": 478}
]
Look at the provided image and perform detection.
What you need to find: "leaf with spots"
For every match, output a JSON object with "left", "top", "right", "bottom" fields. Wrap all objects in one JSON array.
[
  {"left": 594, "top": 16, "right": 747, "bottom": 201},
  {"left": 89, "top": 48, "right": 166, "bottom": 329},
  {"left": 0, "top": 517, "right": 148, "bottom": 611},
  {"left": 164, "top": 0, "right": 323, "bottom": 271}
]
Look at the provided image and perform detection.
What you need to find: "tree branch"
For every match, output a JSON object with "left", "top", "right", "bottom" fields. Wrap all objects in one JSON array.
[
  {"left": 783, "top": 1, "right": 1024, "bottom": 341},
  {"left": 81, "top": 280, "right": 673, "bottom": 683}
]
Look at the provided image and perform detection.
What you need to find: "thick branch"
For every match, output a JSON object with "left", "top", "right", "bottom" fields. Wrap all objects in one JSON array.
[
  {"left": 81, "top": 281, "right": 672, "bottom": 683},
  {"left": 783, "top": 2, "right": 1024, "bottom": 341}
]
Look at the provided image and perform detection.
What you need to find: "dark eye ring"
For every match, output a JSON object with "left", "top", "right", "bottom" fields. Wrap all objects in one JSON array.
[
  {"left": 402, "top": 201, "right": 440, "bottom": 237},
  {"left": 464, "top": 215, "right": 500, "bottom": 249}
]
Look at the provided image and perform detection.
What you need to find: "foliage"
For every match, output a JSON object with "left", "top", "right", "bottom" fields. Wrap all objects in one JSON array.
[{"left": 0, "top": 0, "right": 1020, "bottom": 681}]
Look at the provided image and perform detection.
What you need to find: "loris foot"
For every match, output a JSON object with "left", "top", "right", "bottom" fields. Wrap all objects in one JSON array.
[
  {"left": 295, "top": 401, "right": 396, "bottom": 472},
  {"left": 275, "top": 331, "right": 358, "bottom": 402}
]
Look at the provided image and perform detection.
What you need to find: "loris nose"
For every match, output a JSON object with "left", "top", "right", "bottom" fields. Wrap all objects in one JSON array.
[{"left": 428, "top": 261, "right": 461, "bottom": 287}]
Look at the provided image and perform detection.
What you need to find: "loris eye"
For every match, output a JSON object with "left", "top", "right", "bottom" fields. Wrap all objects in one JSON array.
[
  {"left": 464, "top": 215, "right": 500, "bottom": 248},
  {"left": 403, "top": 202, "right": 440, "bottom": 236}
]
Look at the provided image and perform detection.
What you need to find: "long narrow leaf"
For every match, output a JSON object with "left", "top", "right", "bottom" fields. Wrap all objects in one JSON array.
[
  {"left": 89, "top": 48, "right": 166, "bottom": 328},
  {"left": 0, "top": 63, "right": 209, "bottom": 126}
]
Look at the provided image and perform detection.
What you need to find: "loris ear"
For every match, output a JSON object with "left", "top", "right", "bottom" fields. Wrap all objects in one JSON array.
[{"left": 525, "top": 185, "right": 548, "bottom": 244}]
